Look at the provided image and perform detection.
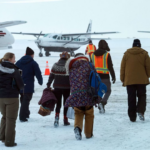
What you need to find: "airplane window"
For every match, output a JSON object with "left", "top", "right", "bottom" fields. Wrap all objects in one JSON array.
[
  {"left": 66, "top": 37, "right": 70, "bottom": 40},
  {"left": 63, "top": 37, "right": 66, "bottom": 40},
  {"left": 53, "top": 35, "right": 58, "bottom": 39},
  {"left": 57, "top": 37, "right": 60, "bottom": 40}
]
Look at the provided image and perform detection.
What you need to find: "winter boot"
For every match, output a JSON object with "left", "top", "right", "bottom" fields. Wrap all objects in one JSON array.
[
  {"left": 138, "top": 113, "right": 145, "bottom": 121},
  {"left": 54, "top": 113, "right": 59, "bottom": 127},
  {"left": 64, "top": 116, "right": 70, "bottom": 126},
  {"left": 98, "top": 103, "right": 105, "bottom": 114},
  {"left": 5, "top": 143, "right": 17, "bottom": 147},
  {"left": 74, "top": 127, "right": 82, "bottom": 140}
]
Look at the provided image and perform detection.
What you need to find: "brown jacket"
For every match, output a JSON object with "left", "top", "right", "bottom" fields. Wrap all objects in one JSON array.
[{"left": 120, "top": 47, "right": 150, "bottom": 86}]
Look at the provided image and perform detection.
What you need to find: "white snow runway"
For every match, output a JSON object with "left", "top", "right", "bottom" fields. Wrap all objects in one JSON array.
[{"left": 0, "top": 39, "right": 150, "bottom": 150}]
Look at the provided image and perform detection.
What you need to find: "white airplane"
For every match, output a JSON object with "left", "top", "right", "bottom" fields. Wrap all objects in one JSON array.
[
  {"left": 0, "top": 21, "right": 27, "bottom": 50},
  {"left": 12, "top": 21, "right": 119, "bottom": 57}
]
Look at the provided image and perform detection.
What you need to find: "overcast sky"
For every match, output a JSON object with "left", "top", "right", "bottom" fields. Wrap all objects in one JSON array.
[{"left": 1, "top": 0, "right": 150, "bottom": 39}]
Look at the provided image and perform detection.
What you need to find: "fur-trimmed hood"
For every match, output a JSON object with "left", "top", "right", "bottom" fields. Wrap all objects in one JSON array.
[
  {"left": 0, "top": 62, "right": 17, "bottom": 74},
  {"left": 65, "top": 55, "right": 89, "bottom": 74}
]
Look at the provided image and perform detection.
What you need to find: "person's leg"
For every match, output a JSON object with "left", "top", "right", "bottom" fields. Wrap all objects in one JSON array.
[
  {"left": 74, "top": 107, "right": 84, "bottom": 140},
  {"left": 63, "top": 89, "right": 70, "bottom": 116},
  {"left": 0, "top": 99, "right": 6, "bottom": 141},
  {"left": 19, "top": 94, "right": 32, "bottom": 121},
  {"left": 53, "top": 89, "right": 62, "bottom": 116},
  {"left": 74, "top": 107, "right": 84, "bottom": 131},
  {"left": 101, "top": 79, "right": 111, "bottom": 105},
  {"left": 84, "top": 106, "right": 94, "bottom": 138},
  {"left": 62, "top": 89, "right": 70, "bottom": 125},
  {"left": 26, "top": 94, "right": 33, "bottom": 118},
  {"left": 127, "top": 85, "right": 137, "bottom": 122},
  {"left": 5, "top": 98, "right": 19, "bottom": 146},
  {"left": 137, "top": 85, "right": 146, "bottom": 120}
]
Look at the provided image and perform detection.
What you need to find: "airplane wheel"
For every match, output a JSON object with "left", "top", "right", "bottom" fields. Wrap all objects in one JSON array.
[
  {"left": 39, "top": 52, "right": 43, "bottom": 57},
  {"left": 45, "top": 51, "right": 50, "bottom": 57},
  {"left": 71, "top": 52, "right": 75, "bottom": 57}
]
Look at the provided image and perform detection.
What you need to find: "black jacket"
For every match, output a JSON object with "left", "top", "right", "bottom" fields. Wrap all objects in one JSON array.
[
  {"left": 0, "top": 62, "right": 24, "bottom": 98},
  {"left": 47, "top": 58, "right": 70, "bottom": 89},
  {"left": 92, "top": 49, "right": 116, "bottom": 79}
]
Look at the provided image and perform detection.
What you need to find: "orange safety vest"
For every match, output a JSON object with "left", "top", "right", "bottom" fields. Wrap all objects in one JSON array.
[
  {"left": 87, "top": 44, "right": 95, "bottom": 54},
  {"left": 91, "top": 53, "right": 109, "bottom": 74}
]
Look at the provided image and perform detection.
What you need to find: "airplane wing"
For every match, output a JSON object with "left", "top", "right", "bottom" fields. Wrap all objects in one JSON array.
[
  {"left": 0, "top": 21, "right": 27, "bottom": 28},
  {"left": 12, "top": 32, "right": 45, "bottom": 36},
  {"left": 62, "top": 32, "right": 119, "bottom": 36},
  {"left": 138, "top": 31, "right": 150, "bottom": 33},
  {"left": 90, "top": 38, "right": 111, "bottom": 40}
]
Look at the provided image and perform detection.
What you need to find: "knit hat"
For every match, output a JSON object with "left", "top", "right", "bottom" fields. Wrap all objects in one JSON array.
[
  {"left": 26, "top": 47, "right": 34, "bottom": 55},
  {"left": 98, "top": 40, "right": 110, "bottom": 51},
  {"left": 60, "top": 51, "right": 70, "bottom": 59},
  {"left": 133, "top": 39, "right": 141, "bottom": 47}
]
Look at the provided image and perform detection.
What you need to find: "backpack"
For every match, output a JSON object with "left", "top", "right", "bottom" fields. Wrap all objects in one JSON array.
[{"left": 88, "top": 62, "right": 107, "bottom": 104}]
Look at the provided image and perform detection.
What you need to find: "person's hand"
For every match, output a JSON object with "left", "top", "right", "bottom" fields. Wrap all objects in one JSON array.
[{"left": 112, "top": 78, "right": 116, "bottom": 84}]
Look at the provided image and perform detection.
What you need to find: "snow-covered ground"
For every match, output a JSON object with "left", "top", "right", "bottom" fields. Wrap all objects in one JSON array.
[{"left": 1, "top": 38, "right": 150, "bottom": 150}]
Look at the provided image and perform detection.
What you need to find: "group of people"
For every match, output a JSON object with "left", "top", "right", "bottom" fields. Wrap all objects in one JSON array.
[{"left": 0, "top": 38, "right": 150, "bottom": 147}]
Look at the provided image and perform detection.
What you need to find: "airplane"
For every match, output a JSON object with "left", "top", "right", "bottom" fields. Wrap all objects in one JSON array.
[
  {"left": 12, "top": 21, "right": 119, "bottom": 57},
  {"left": 0, "top": 21, "right": 27, "bottom": 50}
]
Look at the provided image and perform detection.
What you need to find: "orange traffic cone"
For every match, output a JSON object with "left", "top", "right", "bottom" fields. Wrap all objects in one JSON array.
[{"left": 44, "top": 61, "right": 50, "bottom": 75}]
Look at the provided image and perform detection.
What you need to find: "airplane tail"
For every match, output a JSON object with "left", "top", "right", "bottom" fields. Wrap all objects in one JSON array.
[{"left": 86, "top": 20, "right": 92, "bottom": 38}]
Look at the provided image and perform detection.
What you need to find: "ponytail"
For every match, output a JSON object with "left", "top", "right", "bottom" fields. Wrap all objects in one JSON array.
[{"left": 0, "top": 53, "right": 14, "bottom": 63}]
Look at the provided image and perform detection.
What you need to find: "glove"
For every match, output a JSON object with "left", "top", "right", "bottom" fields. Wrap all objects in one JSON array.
[{"left": 112, "top": 78, "right": 116, "bottom": 84}]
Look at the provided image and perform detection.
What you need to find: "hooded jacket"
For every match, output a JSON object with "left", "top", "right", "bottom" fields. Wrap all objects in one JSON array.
[
  {"left": 0, "top": 62, "right": 24, "bottom": 98},
  {"left": 92, "top": 49, "right": 116, "bottom": 79},
  {"left": 65, "top": 55, "right": 95, "bottom": 107},
  {"left": 120, "top": 47, "right": 150, "bottom": 86},
  {"left": 16, "top": 55, "right": 43, "bottom": 93}
]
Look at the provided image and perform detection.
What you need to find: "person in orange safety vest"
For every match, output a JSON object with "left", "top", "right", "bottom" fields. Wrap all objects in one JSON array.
[
  {"left": 85, "top": 40, "right": 96, "bottom": 56},
  {"left": 91, "top": 40, "right": 116, "bottom": 114}
]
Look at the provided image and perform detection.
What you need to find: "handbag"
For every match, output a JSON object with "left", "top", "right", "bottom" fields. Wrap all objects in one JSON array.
[
  {"left": 67, "top": 107, "right": 75, "bottom": 120},
  {"left": 38, "top": 105, "right": 51, "bottom": 117}
]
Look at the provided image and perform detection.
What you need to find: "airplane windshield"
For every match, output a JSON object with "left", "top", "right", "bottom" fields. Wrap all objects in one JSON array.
[{"left": 53, "top": 35, "right": 58, "bottom": 39}]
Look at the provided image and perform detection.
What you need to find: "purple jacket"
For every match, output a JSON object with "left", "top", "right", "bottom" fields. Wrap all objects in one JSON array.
[
  {"left": 38, "top": 88, "right": 57, "bottom": 111},
  {"left": 65, "top": 56, "right": 94, "bottom": 107}
]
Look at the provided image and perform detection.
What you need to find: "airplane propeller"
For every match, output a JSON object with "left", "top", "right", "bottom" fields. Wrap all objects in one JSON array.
[{"left": 35, "top": 31, "right": 42, "bottom": 44}]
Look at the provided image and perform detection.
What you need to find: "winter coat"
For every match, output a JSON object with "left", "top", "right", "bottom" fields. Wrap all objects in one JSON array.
[
  {"left": 0, "top": 61, "right": 24, "bottom": 98},
  {"left": 38, "top": 88, "right": 57, "bottom": 111},
  {"left": 16, "top": 55, "right": 43, "bottom": 93},
  {"left": 47, "top": 58, "right": 70, "bottom": 89},
  {"left": 91, "top": 49, "right": 116, "bottom": 80},
  {"left": 120, "top": 47, "right": 150, "bottom": 86},
  {"left": 65, "top": 56, "right": 94, "bottom": 107}
]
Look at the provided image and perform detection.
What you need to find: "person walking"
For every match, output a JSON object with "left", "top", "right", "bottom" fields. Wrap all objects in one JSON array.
[
  {"left": 0, "top": 53, "right": 24, "bottom": 147},
  {"left": 47, "top": 51, "right": 70, "bottom": 127},
  {"left": 16, "top": 47, "right": 43, "bottom": 122},
  {"left": 90, "top": 40, "right": 116, "bottom": 113},
  {"left": 120, "top": 39, "right": 150, "bottom": 122},
  {"left": 65, "top": 53, "right": 95, "bottom": 140},
  {"left": 85, "top": 40, "right": 96, "bottom": 57}
]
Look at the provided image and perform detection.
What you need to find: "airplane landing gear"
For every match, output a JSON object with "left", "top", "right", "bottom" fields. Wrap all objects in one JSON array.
[
  {"left": 45, "top": 51, "right": 50, "bottom": 57},
  {"left": 70, "top": 51, "right": 75, "bottom": 57},
  {"left": 39, "top": 47, "right": 43, "bottom": 57},
  {"left": 39, "top": 52, "right": 43, "bottom": 57}
]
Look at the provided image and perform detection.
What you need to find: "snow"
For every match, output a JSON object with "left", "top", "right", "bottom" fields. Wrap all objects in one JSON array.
[{"left": 1, "top": 38, "right": 150, "bottom": 150}]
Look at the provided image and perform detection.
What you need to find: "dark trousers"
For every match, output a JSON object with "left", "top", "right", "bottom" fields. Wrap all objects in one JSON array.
[
  {"left": 53, "top": 88, "right": 70, "bottom": 116},
  {"left": 0, "top": 98, "right": 19, "bottom": 146},
  {"left": 127, "top": 84, "right": 146, "bottom": 120},
  {"left": 19, "top": 93, "right": 33, "bottom": 120}
]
